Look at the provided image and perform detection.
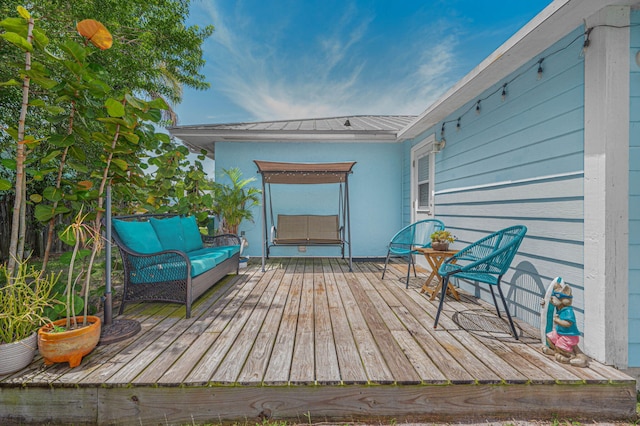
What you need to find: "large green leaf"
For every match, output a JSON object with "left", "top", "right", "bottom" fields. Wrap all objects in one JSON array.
[
  {"left": 61, "top": 40, "right": 86, "bottom": 64},
  {"left": 147, "top": 98, "right": 168, "bottom": 110},
  {"left": 40, "top": 150, "right": 61, "bottom": 164},
  {"left": 121, "top": 132, "right": 139, "bottom": 144},
  {"left": 1, "top": 159, "right": 17, "bottom": 170},
  {"left": 124, "top": 93, "right": 145, "bottom": 110},
  {"left": 105, "top": 98, "right": 125, "bottom": 118},
  {"left": 0, "top": 17, "right": 27, "bottom": 35},
  {"left": 0, "top": 79, "right": 20, "bottom": 87},
  {"left": 49, "top": 134, "right": 75, "bottom": 147},
  {"left": 1, "top": 31, "right": 32, "bottom": 51},
  {"left": 111, "top": 158, "right": 128, "bottom": 171},
  {"left": 34, "top": 204, "right": 55, "bottom": 222},
  {"left": 32, "top": 28, "right": 49, "bottom": 49},
  {"left": 43, "top": 186, "right": 63, "bottom": 202},
  {"left": 69, "top": 145, "right": 86, "bottom": 162},
  {"left": 0, "top": 179, "right": 12, "bottom": 191},
  {"left": 140, "top": 108, "right": 162, "bottom": 122},
  {"left": 156, "top": 133, "right": 171, "bottom": 144},
  {"left": 66, "top": 160, "right": 89, "bottom": 174}
]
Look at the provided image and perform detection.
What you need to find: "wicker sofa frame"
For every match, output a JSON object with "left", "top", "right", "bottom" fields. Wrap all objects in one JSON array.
[{"left": 109, "top": 213, "right": 240, "bottom": 318}]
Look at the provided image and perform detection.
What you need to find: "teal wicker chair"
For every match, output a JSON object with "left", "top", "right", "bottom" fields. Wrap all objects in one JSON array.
[
  {"left": 433, "top": 225, "right": 527, "bottom": 339},
  {"left": 381, "top": 219, "right": 445, "bottom": 288}
]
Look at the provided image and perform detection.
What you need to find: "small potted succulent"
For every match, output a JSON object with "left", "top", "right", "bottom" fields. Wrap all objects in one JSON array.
[
  {"left": 0, "top": 260, "right": 60, "bottom": 375},
  {"left": 430, "top": 230, "right": 455, "bottom": 251}
]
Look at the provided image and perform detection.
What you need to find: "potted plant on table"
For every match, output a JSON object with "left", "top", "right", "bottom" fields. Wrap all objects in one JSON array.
[
  {"left": 430, "top": 230, "right": 455, "bottom": 251},
  {"left": 0, "top": 260, "right": 60, "bottom": 375}
]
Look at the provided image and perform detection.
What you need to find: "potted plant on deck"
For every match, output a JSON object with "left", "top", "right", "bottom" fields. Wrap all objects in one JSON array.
[
  {"left": 37, "top": 208, "right": 102, "bottom": 368},
  {"left": 430, "top": 230, "right": 455, "bottom": 251},
  {"left": 0, "top": 260, "right": 59, "bottom": 375}
]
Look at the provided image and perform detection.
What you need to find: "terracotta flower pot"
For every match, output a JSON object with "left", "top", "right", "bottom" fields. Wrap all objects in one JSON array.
[
  {"left": 0, "top": 332, "right": 38, "bottom": 375},
  {"left": 37, "top": 316, "right": 101, "bottom": 368}
]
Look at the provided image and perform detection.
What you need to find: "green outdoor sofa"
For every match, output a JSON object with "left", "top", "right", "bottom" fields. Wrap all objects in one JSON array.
[{"left": 110, "top": 213, "right": 241, "bottom": 318}]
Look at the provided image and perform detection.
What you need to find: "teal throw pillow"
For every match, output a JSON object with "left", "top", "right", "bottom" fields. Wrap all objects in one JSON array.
[
  {"left": 181, "top": 216, "right": 203, "bottom": 252},
  {"left": 112, "top": 219, "right": 163, "bottom": 254},
  {"left": 149, "top": 216, "right": 186, "bottom": 252}
]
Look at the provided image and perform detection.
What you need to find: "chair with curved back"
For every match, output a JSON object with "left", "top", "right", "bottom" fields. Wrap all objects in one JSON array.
[
  {"left": 433, "top": 225, "right": 527, "bottom": 339},
  {"left": 381, "top": 219, "right": 445, "bottom": 288}
]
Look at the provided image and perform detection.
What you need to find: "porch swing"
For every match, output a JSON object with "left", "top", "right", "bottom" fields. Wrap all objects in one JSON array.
[{"left": 254, "top": 160, "right": 356, "bottom": 272}]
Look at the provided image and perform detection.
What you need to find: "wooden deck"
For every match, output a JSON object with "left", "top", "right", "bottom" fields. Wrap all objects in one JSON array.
[{"left": 1, "top": 258, "right": 636, "bottom": 425}]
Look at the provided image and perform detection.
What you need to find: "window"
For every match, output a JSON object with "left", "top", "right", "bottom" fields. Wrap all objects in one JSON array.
[{"left": 411, "top": 137, "right": 435, "bottom": 220}]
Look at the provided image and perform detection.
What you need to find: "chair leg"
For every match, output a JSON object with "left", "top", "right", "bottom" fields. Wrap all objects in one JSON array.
[
  {"left": 488, "top": 286, "right": 502, "bottom": 319},
  {"left": 381, "top": 250, "right": 391, "bottom": 279},
  {"left": 412, "top": 255, "right": 417, "bottom": 278},
  {"left": 433, "top": 275, "right": 450, "bottom": 329},
  {"left": 405, "top": 254, "right": 412, "bottom": 288},
  {"left": 496, "top": 283, "right": 519, "bottom": 340}
]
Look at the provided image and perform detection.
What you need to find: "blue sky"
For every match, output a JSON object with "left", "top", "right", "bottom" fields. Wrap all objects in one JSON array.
[{"left": 176, "top": 0, "right": 554, "bottom": 126}]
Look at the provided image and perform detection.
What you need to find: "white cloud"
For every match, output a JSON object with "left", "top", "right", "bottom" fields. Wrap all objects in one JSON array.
[{"left": 195, "top": 2, "right": 463, "bottom": 122}]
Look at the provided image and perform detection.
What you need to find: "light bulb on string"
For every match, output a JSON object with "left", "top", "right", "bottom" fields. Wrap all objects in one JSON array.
[{"left": 537, "top": 58, "right": 544, "bottom": 80}]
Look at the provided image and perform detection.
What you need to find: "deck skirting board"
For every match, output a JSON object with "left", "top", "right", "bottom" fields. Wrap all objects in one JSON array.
[{"left": 0, "top": 383, "right": 636, "bottom": 424}]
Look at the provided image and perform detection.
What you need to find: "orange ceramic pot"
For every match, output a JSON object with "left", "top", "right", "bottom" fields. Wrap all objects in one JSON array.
[{"left": 37, "top": 316, "right": 101, "bottom": 368}]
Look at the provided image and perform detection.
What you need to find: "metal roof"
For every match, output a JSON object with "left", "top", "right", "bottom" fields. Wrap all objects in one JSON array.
[{"left": 168, "top": 115, "right": 416, "bottom": 158}]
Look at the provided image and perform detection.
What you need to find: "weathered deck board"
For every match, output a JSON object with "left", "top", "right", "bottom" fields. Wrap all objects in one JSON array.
[
  {"left": 321, "top": 258, "right": 368, "bottom": 384},
  {"left": 1, "top": 257, "right": 636, "bottom": 425}
]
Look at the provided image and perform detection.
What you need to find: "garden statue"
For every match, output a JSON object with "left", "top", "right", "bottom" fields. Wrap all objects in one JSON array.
[{"left": 540, "top": 277, "right": 589, "bottom": 368}]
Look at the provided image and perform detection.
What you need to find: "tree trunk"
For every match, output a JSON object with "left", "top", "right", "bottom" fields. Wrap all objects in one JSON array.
[{"left": 8, "top": 17, "right": 34, "bottom": 274}]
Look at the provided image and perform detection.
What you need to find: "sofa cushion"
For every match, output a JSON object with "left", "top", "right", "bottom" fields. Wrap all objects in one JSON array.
[
  {"left": 188, "top": 251, "right": 228, "bottom": 277},
  {"left": 188, "top": 245, "right": 240, "bottom": 260},
  {"left": 181, "top": 216, "right": 203, "bottom": 252},
  {"left": 113, "top": 219, "right": 163, "bottom": 254},
  {"left": 213, "top": 245, "right": 241, "bottom": 258},
  {"left": 150, "top": 216, "right": 186, "bottom": 252}
]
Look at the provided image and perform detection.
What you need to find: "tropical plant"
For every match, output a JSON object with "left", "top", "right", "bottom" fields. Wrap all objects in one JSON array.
[
  {"left": 431, "top": 230, "right": 455, "bottom": 243},
  {"left": 0, "top": 2, "right": 214, "bottom": 268},
  {"left": 212, "top": 168, "right": 261, "bottom": 235},
  {"left": 0, "top": 259, "right": 60, "bottom": 344}
]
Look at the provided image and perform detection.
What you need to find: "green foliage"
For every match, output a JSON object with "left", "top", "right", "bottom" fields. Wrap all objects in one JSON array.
[
  {"left": 211, "top": 168, "right": 261, "bottom": 235},
  {"left": 0, "top": 2, "right": 214, "bottom": 267},
  {"left": 0, "top": 259, "right": 61, "bottom": 343},
  {"left": 431, "top": 230, "right": 455, "bottom": 243}
]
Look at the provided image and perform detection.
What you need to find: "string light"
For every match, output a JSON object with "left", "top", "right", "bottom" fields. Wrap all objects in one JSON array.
[
  {"left": 580, "top": 27, "right": 593, "bottom": 57},
  {"left": 433, "top": 24, "right": 636, "bottom": 134},
  {"left": 536, "top": 58, "right": 544, "bottom": 80}
]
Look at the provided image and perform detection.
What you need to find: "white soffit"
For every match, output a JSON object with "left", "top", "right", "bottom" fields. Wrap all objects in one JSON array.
[{"left": 398, "top": 0, "right": 640, "bottom": 141}]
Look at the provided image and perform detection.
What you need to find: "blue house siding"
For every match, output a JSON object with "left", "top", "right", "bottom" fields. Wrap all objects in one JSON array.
[
  {"left": 404, "top": 27, "right": 586, "bottom": 330},
  {"left": 215, "top": 141, "right": 403, "bottom": 259},
  {"left": 629, "top": 9, "right": 640, "bottom": 366}
]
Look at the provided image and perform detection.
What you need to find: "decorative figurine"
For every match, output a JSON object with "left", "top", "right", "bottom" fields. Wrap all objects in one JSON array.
[{"left": 540, "top": 277, "right": 589, "bottom": 368}]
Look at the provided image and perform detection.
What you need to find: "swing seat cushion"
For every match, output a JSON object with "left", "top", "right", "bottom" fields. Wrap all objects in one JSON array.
[{"left": 274, "top": 214, "right": 341, "bottom": 244}]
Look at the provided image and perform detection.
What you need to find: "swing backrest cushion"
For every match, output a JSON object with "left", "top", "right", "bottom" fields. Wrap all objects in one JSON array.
[{"left": 276, "top": 214, "right": 340, "bottom": 244}]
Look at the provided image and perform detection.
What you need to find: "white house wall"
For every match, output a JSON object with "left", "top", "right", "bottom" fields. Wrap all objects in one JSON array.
[
  {"left": 629, "top": 8, "right": 640, "bottom": 367},
  {"left": 215, "top": 141, "right": 403, "bottom": 259},
  {"left": 404, "top": 27, "right": 587, "bottom": 339}
]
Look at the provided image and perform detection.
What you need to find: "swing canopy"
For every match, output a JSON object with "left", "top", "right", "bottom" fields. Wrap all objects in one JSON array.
[
  {"left": 254, "top": 160, "right": 356, "bottom": 272},
  {"left": 253, "top": 160, "right": 356, "bottom": 184}
]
